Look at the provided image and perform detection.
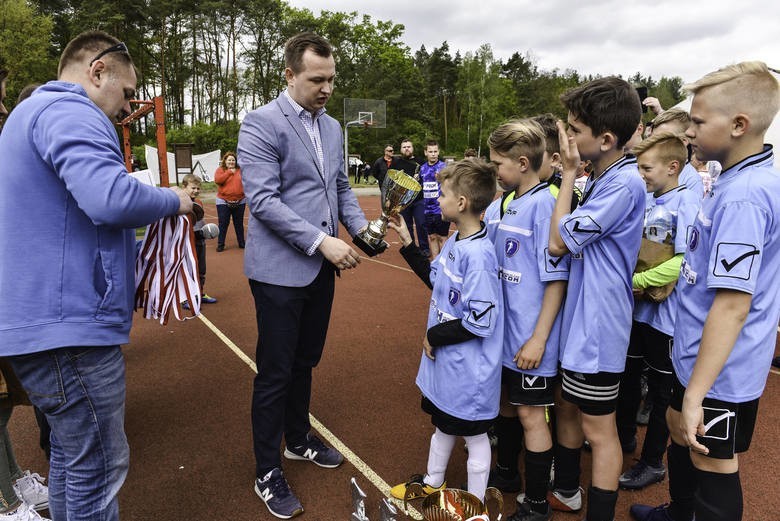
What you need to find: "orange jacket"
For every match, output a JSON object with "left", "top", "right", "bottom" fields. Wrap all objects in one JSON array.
[{"left": 214, "top": 167, "right": 245, "bottom": 201}]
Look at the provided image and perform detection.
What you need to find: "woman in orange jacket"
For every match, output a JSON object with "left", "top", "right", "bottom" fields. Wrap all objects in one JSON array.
[{"left": 214, "top": 151, "right": 246, "bottom": 251}]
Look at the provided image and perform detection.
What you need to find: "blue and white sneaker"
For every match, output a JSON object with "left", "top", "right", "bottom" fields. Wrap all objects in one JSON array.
[
  {"left": 283, "top": 433, "right": 344, "bottom": 468},
  {"left": 254, "top": 468, "right": 303, "bottom": 519}
]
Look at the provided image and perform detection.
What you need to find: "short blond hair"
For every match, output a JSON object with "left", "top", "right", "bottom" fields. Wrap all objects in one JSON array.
[
  {"left": 632, "top": 131, "right": 687, "bottom": 173},
  {"left": 685, "top": 61, "right": 779, "bottom": 134},
  {"left": 652, "top": 109, "right": 691, "bottom": 134},
  {"left": 487, "top": 119, "right": 546, "bottom": 172}
]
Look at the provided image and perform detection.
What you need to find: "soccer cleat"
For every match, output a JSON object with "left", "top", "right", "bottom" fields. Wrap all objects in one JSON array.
[
  {"left": 619, "top": 460, "right": 666, "bottom": 490},
  {"left": 254, "top": 468, "right": 303, "bottom": 519},
  {"left": 283, "top": 433, "right": 343, "bottom": 468},
  {"left": 546, "top": 487, "right": 583, "bottom": 512},
  {"left": 0, "top": 501, "right": 50, "bottom": 520},
  {"left": 487, "top": 468, "right": 523, "bottom": 492},
  {"left": 390, "top": 474, "right": 446, "bottom": 500},
  {"left": 13, "top": 472, "right": 48, "bottom": 512},
  {"left": 629, "top": 503, "right": 675, "bottom": 521},
  {"left": 201, "top": 294, "right": 217, "bottom": 304},
  {"left": 508, "top": 500, "right": 552, "bottom": 521}
]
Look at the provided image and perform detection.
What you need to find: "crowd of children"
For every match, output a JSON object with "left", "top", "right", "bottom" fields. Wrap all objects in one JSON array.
[{"left": 389, "top": 61, "right": 779, "bottom": 521}]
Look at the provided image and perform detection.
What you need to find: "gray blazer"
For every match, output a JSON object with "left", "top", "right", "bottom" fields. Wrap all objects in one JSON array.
[{"left": 238, "top": 93, "right": 367, "bottom": 287}]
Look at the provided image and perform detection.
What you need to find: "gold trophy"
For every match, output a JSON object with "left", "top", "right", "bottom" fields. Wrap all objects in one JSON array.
[
  {"left": 353, "top": 169, "right": 421, "bottom": 257},
  {"left": 404, "top": 487, "right": 504, "bottom": 521}
]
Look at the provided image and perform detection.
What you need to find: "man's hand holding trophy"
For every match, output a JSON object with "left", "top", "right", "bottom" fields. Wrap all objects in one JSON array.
[{"left": 353, "top": 169, "right": 421, "bottom": 257}]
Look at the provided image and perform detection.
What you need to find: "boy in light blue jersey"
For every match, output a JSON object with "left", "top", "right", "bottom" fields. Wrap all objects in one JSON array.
[
  {"left": 489, "top": 119, "right": 569, "bottom": 521},
  {"left": 615, "top": 132, "right": 700, "bottom": 491},
  {"left": 631, "top": 62, "right": 780, "bottom": 521},
  {"left": 388, "top": 159, "right": 503, "bottom": 503},
  {"left": 548, "top": 77, "right": 646, "bottom": 521}
]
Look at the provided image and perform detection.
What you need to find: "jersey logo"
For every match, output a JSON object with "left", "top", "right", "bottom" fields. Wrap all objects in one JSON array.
[
  {"left": 466, "top": 300, "right": 495, "bottom": 329},
  {"left": 701, "top": 406, "right": 736, "bottom": 440},
  {"left": 448, "top": 251, "right": 455, "bottom": 261},
  {"left": 448, "top": 288, "right": 460, "bottom": 305},
  {"left": 522, "top": 375, "right": 547, "bottom": 390},
  {"left": 505, "top": 238, "right": 520, "bottom": 257},
  {"left": 564, "top": 216, "right": 601, "bottom": 245},
  {"left": 545, "top": 248, "right": 566, "bottom": 273},
  {"left": 687, "top": 226, "right": 700, "bottom": 252},
  {"left": 713, "top": 242, "right": 759, "bottom": 280}
]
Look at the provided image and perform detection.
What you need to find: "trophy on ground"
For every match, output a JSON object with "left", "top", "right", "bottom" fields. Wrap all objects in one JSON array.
[
  {"left": 379, "top": 498, "right": 399, "bottom": 521},
  {"left": 351, "top": 477, "right": 370, "bottom": 521},
  {"left": 353, "top": 169, "right": 421, "bottom": 257},
  {"left": 404, "top": 486, "right": 504, "bottom": 521}
]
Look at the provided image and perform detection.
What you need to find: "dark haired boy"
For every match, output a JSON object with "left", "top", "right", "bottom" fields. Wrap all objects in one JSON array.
[{"left": 548, "top": 76, "right": 646, "bottom": 521}]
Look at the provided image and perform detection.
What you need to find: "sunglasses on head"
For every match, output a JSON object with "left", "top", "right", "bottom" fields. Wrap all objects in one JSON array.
[{"left": 90, "top": 42, "right": 130, "bottom": 66}]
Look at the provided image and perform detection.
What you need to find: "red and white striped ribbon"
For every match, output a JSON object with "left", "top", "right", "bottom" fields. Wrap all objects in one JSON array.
[{"left": 134, "top": 215, "right": 201, "bottom": 324}]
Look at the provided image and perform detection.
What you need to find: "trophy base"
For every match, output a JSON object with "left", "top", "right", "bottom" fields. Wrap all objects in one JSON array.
[{"left": 353, "top": 234, "right": 388, "bottom": 257}]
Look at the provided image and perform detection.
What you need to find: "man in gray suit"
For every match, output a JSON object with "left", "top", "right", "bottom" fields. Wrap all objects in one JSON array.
[{"left": 237, "top": 32, "right": 368, "bottom": 519}]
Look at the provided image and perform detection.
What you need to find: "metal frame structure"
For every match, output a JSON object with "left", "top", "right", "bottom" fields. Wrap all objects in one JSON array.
[{"left": 118, "top": 96, "right": 169, "bottom": 186}]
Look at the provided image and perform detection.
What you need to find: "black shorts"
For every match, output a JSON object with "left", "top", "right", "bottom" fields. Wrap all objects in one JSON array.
[
  {"left": 561, "top": 368, "right": 622, "bottom": 415},
  {"left": 424, "top": 214, "right": 450, "bottom": 237},
  {"left": 421, "top": 396, "right": 493, "bottom": 436},
  {"left": 502, "top": 367, "right": 556, "bottom": 406},
  {"left": 627, "top": 321, "right": 673, "bottom": 374},
  {"left": 670, "top": 375, "right": 758, "bottom": 459}
]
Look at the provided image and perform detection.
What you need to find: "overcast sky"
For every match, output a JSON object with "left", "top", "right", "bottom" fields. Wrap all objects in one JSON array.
[{"left": 287, "top": 0, "right": 779, "bottom": 85}]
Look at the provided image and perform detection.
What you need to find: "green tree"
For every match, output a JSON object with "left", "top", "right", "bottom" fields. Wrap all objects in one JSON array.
[{"left": 0, "top": 0, "right": 55, "bottom": 105}]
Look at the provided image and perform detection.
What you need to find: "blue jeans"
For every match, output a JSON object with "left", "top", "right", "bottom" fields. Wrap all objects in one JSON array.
[{"left": 9, "top": 346, "right": 129, "bottom": 521}]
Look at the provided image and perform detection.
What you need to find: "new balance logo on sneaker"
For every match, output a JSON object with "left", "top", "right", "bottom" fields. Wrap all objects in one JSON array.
[
  {"left": 283, "top": 433, "right": 344, "bottom": 468},
  {"left": 254, "top": 468, "right": 303, "bottom": 519}
]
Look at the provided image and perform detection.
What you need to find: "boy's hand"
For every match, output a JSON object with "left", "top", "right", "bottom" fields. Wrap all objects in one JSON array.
[
  {"left": 556, "top": 120, "right": 581, "bottom": 178},
  {"left": 514, "top": 335, "right": 545, "bottom": 370},
  {"left": 680, "top": 397, "right": 710, "bottom": 455},
  {"left": 643, "top": 96, "right": 664, "bottom": 115},
  {"left": 319, "top": 236, "right": 362, "bottom": 270},
  {"left": 387, "top": 215, "right": 413, "bottom": 247},
  {"left": 423, "top": 333, "right": 435, "bottom": 360}
]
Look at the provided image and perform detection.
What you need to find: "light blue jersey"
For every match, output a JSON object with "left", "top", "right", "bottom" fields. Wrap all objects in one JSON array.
[
  {"left": 495, "top": 184, "right": 569, "bottom": 377},
  {"left": 417, "top": 226, "right": 503, "bottom": 421},
  {"left": 634, "top": 186, "right": 700, "bottom": 335},
  {"left": 558, "top": 155, "right": 646, "bottom": 373},
  {"left": 485, "top": 198, "right": 502, "bottom": 243},
  {"left": 673, "top": 146, "right": 780, "bottom": 402},
  {"left": 679, "top": 162, "right": 705, "bottom": 199}
]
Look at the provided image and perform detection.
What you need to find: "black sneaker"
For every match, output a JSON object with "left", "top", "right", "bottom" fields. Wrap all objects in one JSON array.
[
  {"left": 619, "top": 460, "right": 666, "bottom": 490},
  {"left": 629, "top": 503, "right": 675, "bottom": 521},
  {"left": 508, "top": 499, "right": 552, "bottom": 521},
  {"left": 487, "top": 467, "right": 523, "bottom": 492},
  {"left": 283, "top": 433, "right": 344, "bottom": 468},
  {"left": 254, "top": 468, "right": 303, "bottom": 519}
]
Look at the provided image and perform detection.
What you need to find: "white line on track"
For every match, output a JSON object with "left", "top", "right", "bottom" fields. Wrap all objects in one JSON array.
[
  {"left": 196, "top": 312, "right": 423, "bottom": 520},
  {"left": 359, "top": 255, "right": 414, "bottom": 273}
]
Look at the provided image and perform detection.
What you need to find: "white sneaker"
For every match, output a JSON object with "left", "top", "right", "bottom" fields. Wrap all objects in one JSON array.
[
  {"left": 13, "top": 472, "right": 49, "bottom": 512},
  {"left": 0, "top": 501, "right": 50, "bottom": 520}
]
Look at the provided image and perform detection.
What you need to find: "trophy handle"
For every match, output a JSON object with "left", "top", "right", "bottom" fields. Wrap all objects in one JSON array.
[
  {"left": 403, "top": 482, "right": 426, "bottom": 513},
  {"left": 484, "top": 487, "right": 504, "bottom": 521}
]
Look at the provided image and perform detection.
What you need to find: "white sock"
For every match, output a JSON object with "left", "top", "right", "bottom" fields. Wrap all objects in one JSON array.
[
  {"left": 464, "top": 433, "right": 491, "bottom": 500},
  {"left": 424, "top": 428, "right": 456, "bottom": 488}
]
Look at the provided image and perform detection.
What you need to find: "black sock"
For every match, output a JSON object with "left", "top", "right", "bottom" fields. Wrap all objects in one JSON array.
[
  {"left": 585, "top": 485, "right": 617, "bottom": 521},
  {"left": 552, "top": 444, "right": 581, "bottom": 492},
  {"left": 524, "top": 448, "right": 553, "bottom": 512},
  {"left": 695, "top": 469, "right": 742, "bottom": 521},
  {"left": 494, "top": 414, "right": 524, "bottom": 477},
  {"left": 667, "top": 442, "right": 696, "bottom": 521}
]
